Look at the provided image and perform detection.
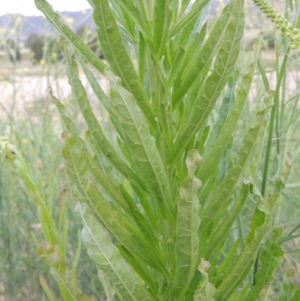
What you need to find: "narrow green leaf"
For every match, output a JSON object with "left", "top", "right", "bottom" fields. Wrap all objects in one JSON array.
[
  {"left": 193, "top": 259, "right": 216, "bottom": 301},
  {"left": 37, "top": 241, "right": 93, "bottom": 301},
  {"left": 59, "top": 51, "right": 146, "bottom": 191},
  {"left": 172, "top": 149, "right": 202, "bottom": 299},
  {"left": 201, "top": 181, "right": 251, "bottom": 258},
  {"left": 76, "top": 54, "right": 117, "bottom": 120},
  {"left": 171, "top": 0, "right": 241, "bottom": 108},
  {"left": 153, "top": 0, "right": 170, "bottom": 58},
  {"left": 91, "top": 0, "right": 156, "bottom": 128},
  {"left": 245, "top": 228, "right": 284, "bottom": 301},
  {"left": 39, "top": 276, "right": 58, "bottom": 301},
  {"left": 213, "top": 193, "right": 280, "bottom": 300},
  {"left": 61, "top": 131, "right": 164, "bottom": 273},
  {"left": 230, "top": 284, "right": 251, "bottom": 301},
  {"left": 111, "top": 0, "right": 148, "bottom": 35},
  {"left": 34, "top": 0, "right": 106, "bottom": 73},
  {"left": 138, "top": 33, "right": 147, "bottom": 80},
  {"left": 168, "top": 0, "right": 245, "bottom": 166},
  {"left": 169, "top": 0, "right": 210, "bottom": 38},
  {"left": 78, "top": 204, "right": 154, "bottom": 301},
  {"left": 256, "top": 285, "right": 274, "bottom": 300},
  {"left": 108, "top": 74, "right": 173, "bottom": 219},
  {"left": 118, "top": 245, "right": 160, "bottom": 294},
  {"left": 214, "top": 239, "right": 241, "bottom": 286},
  {"left": 173, "top": 23, "right": 207, "bottom": 89},
  {"left": 197, "top": 36, "right": 262, "bottom": 182},
  {"left": 98, "top": 270, "right": 116, "bottom": 301},
  {"left": 198, "top": 91, "right": 274, "bottom": 247}
]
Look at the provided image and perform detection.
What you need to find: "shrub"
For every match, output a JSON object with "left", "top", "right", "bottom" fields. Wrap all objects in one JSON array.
[
  {"left": 26, "top": 34, "right": 44, "bottom": 62},
  {"left": 26, "top": 34, "right": 63, "bottom": 63},
  {"left": 6, "top": 38, "right": 21, "bottom": 62}
]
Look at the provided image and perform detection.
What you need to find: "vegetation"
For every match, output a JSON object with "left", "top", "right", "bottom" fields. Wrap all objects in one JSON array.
[
  {"left": 6, "top": 38, "right": 21, "bottom": 62},
  {"left": 26, "top": 33, "right": 63, "bottom": 63},
  {"left": 0, "top": 0, "right": 300, "bottom": 300}
]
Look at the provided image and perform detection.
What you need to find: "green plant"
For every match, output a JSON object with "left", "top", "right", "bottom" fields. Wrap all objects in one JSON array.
[
  {"left": 0, "top": 63, "right": 100, "bottom": 298},
  {"left": 26, "top": 34, "right": 44, "bottom": 62},
  {"left": 30, "top": 0, "right": 300, "bottom": 300},
  {"left": 76, "top": 26, "right": 104, "bottom": 59},
  {"left": 26, "top": 34, "right": 63, "bottom": 63},
  {"left": 6, "top": 38, "right": 21, "bottom": 62}
]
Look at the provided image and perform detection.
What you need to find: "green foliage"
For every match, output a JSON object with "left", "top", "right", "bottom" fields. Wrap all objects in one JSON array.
[
  {"left": 76, "top": 26, "right": 104, "bottom": 59},
  {"left": 26, "top": 34, "right": 63, "bottom": 63},
  {"left": 6, "top": 38, "right": 21, "bottom": 62},
  {"left": 1, "top": 0, "right": 298, "bottom": 300}
]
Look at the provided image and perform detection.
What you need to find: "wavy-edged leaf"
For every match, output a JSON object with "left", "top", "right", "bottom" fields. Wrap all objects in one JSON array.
[
  {"left": 108, "top": 73, "right": 173, "bottom": 219},
  {"left": 50, "top": 91, "right": 145, "bottom": 208},
  {"left": 78, "top": 204, "right": 154, "bottom": 301},
  {"left": 201, "top": 180, "right": 251, "bottom": 259},
  {"left": 34, "top": 0, "right": 106, "bottom": 73},
  {"left": 198, "top": 91, "right": 274, "bottom": 249},
  {"left": 245, "top": 228, "right": 284, "bottom": 301},
  {"left": 98, "top": 270, "right": 116, "bottom": 301},
  {"left": 37, "top": 241, "right": 93, "bottom": 301},
  {"left": 91, "top": 0, "right": 156, "bottom": 128},
  {"left": 197, "top": 36, "right": 263, "bottom": 182},
  {"left": 168, "top": 0, "right": 245, "bottom": 166},
  {"left": 172, "top": 149, "right": 202, "bottom": 299},
  {"left": 213, "top": 193, "right": 280, "bottom": 300},
  {"left": 193, "top": 259, "right": 216, "bottom": 301},
  {"left": 61, "top": 131, "right": 165, "bottom": 274},
  {"left": 59, "top": 50, "right": 146, "bottom": 191},
  {"left": 171, "top": 0, "right": 242, "bottom": 108},
  {"left": 50, "top": 94, "right": 133, "bottom": 213}
]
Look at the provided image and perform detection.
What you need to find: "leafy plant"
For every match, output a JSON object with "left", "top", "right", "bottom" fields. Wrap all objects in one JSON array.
[{"left": 31, "top": 0, "right": 300, "bottom": 300}]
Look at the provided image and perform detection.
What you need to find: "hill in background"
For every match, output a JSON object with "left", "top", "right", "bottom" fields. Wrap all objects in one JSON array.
[{"left": 0, "top": 9, "right": 95, "bottom": 42}]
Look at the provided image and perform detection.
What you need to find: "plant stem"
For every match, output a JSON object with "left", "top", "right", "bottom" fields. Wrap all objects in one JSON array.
[{"left": 261, "top": 47, "right": 290, "bottom": 197}]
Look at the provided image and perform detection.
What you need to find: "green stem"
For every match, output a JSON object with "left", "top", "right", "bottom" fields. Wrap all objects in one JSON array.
[{"left": 261, "top": 47, "right": 290, "bottom": 197}]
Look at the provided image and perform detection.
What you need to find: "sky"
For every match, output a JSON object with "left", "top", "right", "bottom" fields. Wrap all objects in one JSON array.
[{"left": 0, "top": 0, "right": 91, "bottom": 16}]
